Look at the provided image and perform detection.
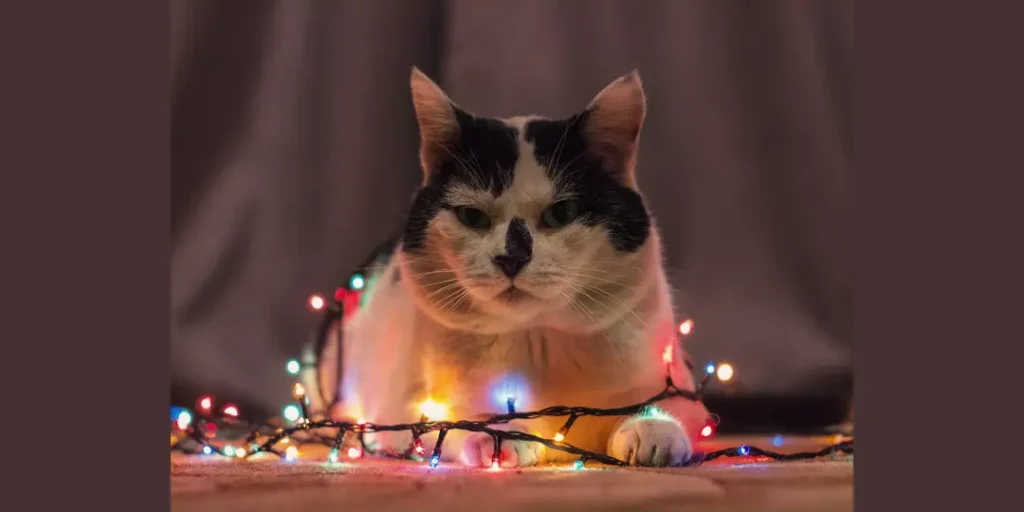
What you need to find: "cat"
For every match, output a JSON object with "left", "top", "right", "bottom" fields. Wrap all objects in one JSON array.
[{"left": 313, "top": 68, "right": 708, "bottom": 468}]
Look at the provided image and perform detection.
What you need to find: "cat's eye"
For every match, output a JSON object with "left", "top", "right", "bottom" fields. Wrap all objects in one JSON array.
[
  {"left": 541, "top": 200, "right": 580, "bottom": 229},
  {"left": 454, "top": 206, "right": 492, "bottom": 230}
]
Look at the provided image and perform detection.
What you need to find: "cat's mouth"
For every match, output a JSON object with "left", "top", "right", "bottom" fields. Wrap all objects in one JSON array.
[{"left": 496, "top": 286, "right": 531, "bottom": 303}]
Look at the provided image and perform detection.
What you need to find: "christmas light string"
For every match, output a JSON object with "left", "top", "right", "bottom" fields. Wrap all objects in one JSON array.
[{"left": 171, "top": 280, "right": 853, "bottom": 468}]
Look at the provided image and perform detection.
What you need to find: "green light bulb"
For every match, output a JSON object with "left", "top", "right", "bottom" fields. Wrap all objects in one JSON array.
[{"left": 286, "top": 359, "right": 301, "bottom": 375}]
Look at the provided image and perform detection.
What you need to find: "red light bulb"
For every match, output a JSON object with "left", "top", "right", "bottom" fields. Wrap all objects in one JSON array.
[
  {"left": 308, "top": 294, "right": 325, "bottom": 311},
  {"left": 334, "top": 287, "right": 348, "bottom": 303},
  {"left": 197, "top": 395, "right": 213, "bottom": 412},
  {"left": 222, "top": 403, "right": 239, "bottom": 418}
]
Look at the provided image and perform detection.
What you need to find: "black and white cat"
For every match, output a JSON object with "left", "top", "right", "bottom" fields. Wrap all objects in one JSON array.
[{"left": 312, "top": 68, "right": 707, "bottom": 467}]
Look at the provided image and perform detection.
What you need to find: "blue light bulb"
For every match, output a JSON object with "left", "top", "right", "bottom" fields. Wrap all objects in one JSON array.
[
  {"left": 705, "top": 363, "right": 716, "bottom": 375},
  {"left": 573, "top": 459, "right": 585, "bottom": 470},
  {"left": 202, "top": 446, "right": 213, "bottom": 455},
  {"left": 350, "top": 274, "right": 365, "bottom": 290},
  {"left": 772, "top": 435, "right": 784, "bottom": 447},
  {"left": 283, "top": 404, "right": 301, "bottom": 422},
  {"left": 738, "top": 445, "right": 750, "bottom": 456},
  {"left": 429, "top": 455, "right": 440, "bottom": 468},
  {"left": 328, "top": 448, "right": 339, "bottom": 463}
]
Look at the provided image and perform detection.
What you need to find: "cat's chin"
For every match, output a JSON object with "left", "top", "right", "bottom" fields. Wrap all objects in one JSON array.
[{"left": 494, "top": 286, "right": 533, "bottom": 304}]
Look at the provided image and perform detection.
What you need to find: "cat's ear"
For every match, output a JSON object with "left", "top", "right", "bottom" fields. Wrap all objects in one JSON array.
[
  {"left": 582, "top": 71, "right": 647, "bottom": 187},
  {"left": 410, "top": 67, "right": 460, "bottom": 181}
]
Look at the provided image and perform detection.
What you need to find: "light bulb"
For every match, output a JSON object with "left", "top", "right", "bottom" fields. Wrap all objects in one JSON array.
[
  {"left": 348, "top": 447, "right": 362, "bottom": 459},
  {"left": 283, "top": 405, "right": 301, "bottom": 422},
  {"left": 224, "top": 446, "right": 236, "bottom": 457},
  {"left": 222, "top": 404, "right": 239, "bottom": 418},
  {"left": 285, "top": 446, "right": 298, "bottom": 461},
  {"left": 201, "top": 446, "right": 213, "bottom": 455},
  {"left": 329, "top": 448, "right": 340, "bottom": 463},
  {"left": 738, "top": 445, "right": 750, "bottom": 456},
  {"left": 197, "top": 395, "right": 213, "bottom": 411},
  {"left": 176, "top": 410, "right": 192, "bottom": 430},
  {"left": 573, "top": 459, "right": 585, "bottom": 470},
  {"left": 292, "top": 383, "right": 306, "bottom": 399},
  {"left": 700, "top": 425, "right": 713, "bottom": 437},
  {"left": 429, "top": 455, "right": 440, "bottom": 468},
  {"left": 286, "top": 359, "right": 301, "bottom": 375},
  {"left": 679, "top": 319, "right": 694, "bottom": 336},
  {"left": 308, "top": 294, "right": 325, "bottom": 311},
  {"left": 418, "top": 399, "right": 448, "bottom": 421},
  {"left": 350, "top": 274, "right": 365, "bottom": 290},
  {"left": 704, "top": 363, "right": 716, "bottom": 375},
  {"left": 553, "top": 432, "right": 565, "bottom": 443},
  {"left": 716, "top": 363, "right": 734, "bottom": 382}
]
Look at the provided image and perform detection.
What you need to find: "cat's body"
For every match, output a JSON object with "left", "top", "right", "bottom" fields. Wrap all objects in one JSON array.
[{"left": 325, "top": 69, "right": 707, "bottom": 467}]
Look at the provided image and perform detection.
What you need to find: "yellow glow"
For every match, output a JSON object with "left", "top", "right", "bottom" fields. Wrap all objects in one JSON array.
[
  {"left": 236, "top": 448, "right": 246, "bottom": 458},
  {"left": 418, "top": 398, "right": 449, "bottom": 420},
  {"left": 662, "top": 344, "right": 673, "bottom": 363},
  {"left": 285, "top": 446, "right": 298, "bottom": 460},
  {"left": 679, "top": 319, "right": 694, "bottom": 336},
  {"left": 292, "top": 383, "right": 306, "bottom": 398},
  {"left": 553, "top": 432, "right": 565, "bottom": 443},
  {"left": 280, "top": 437, "right": 290, "bottom": 444},
  {"left": 716, "top": 363, "right": 734, "bottom": 382},
  {"left": 357, "top": 418, "right": 367, "bottom": 425}
]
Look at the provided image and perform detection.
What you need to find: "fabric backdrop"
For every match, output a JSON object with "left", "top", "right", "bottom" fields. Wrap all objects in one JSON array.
[{"left": 171, "top": 0, "right": 852, "bottom": 414}]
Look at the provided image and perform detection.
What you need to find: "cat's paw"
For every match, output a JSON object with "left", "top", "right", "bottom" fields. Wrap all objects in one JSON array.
[
  {"left": 608, "top": 415, "right": 693, "bottom": 467},
  {"left": 460, "top": 424, "right": 543, "bottom": 468}
]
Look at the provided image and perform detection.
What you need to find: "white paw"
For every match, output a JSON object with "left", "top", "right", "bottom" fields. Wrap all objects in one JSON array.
[
  {"left": 460, "top": 425, "right": 543, "bottom": 468},
  {"left": 608, "top": 416, "right": 693, "bottom": 467}
]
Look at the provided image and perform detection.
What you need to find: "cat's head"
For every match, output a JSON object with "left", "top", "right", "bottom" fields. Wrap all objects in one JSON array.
[{"left": 400, "top": 68, "right": 656, "bottom": 333}]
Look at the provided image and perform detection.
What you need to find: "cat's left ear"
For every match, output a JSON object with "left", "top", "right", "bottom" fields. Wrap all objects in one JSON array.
[
  {"left": 410, "top": 67, "right": 460, "bottom": 183},
  {"left": 582, "top": 71, "right": 647, "bottom": 188}
]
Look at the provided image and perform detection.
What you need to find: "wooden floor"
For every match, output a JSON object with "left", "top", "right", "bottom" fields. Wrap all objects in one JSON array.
[{"left": 171, "top": 435, "right": 853, "bottom": 512}]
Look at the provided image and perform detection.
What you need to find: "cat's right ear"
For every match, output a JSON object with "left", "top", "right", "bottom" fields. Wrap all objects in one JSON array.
[{"left": 410, "top": 67, "right": 459, "bottom": 182}]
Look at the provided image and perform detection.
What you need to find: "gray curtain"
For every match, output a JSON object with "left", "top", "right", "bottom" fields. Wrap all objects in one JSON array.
[{"left": 171, "top": 0, "right": 852, "bottom": 414}]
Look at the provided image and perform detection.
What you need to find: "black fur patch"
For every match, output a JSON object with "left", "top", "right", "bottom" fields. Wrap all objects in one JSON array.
[
  {"left": 403, "top": 107, "right": 519, "bottom": 252},
  {"left": 524, "top": 114, "right": 651, "bottom": 252}
]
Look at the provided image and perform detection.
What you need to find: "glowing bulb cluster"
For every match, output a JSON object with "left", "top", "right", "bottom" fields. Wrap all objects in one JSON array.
[{"left": 418, "top": 399, "right": 448, "bottom": 421}]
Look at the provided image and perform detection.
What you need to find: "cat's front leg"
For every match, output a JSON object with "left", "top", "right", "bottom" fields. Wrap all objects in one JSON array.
[
  {"left": 607, "top": 415, "right": 692, "bottom": 466},
  {"left": 459, "top": 421, "right": 545, "bottom": 468},
  {"left": 606, "top": 398, "right": 706, "bottom": 467}
]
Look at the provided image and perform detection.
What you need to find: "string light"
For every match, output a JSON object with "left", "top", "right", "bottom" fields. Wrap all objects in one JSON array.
[
  {"left": 170, "top": 298, "right": 853, "bottom": 469},
  {"left": 679, "top": 319, "right": 694, "bottom": 336},
  {"left": 716, "top": 363, "right": 734, "bottom": 382},
  {"left": 772, "top": 435, "right": 784, "bottom": 447},
  {"left": 286, "top": 359, "right": 301, "bottom": 375},
  {"left": 308, "top": 294, "right": 325, "bottom": 311},
  {"left": 334, "top": 287, "right": 348, "bottom": 302},
  {"left": 224, "top": 445, "right": 236, "bottom": 457}
]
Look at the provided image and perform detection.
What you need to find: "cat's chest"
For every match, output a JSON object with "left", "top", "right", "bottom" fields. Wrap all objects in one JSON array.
[{"left": 421, "top": 326, "right": 658, "bottom": 415}]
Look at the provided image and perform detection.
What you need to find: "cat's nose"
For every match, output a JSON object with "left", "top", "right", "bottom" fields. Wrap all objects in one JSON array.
[{"left": 493, "top": 253, "right": 530, "bottom": 278}]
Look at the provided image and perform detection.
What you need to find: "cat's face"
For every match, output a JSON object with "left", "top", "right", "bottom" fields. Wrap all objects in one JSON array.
[{"left": 401, "top": 69, "right": 654, "bottom": 330}]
